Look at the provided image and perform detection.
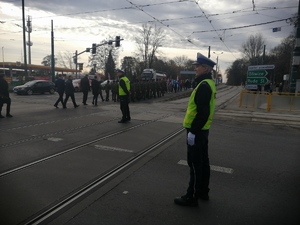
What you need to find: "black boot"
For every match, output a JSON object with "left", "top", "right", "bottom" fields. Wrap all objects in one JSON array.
[
  {"left": 174, "top": 195, "right": 198, "bottom": 207},
  {"left": 6, "top": 113, "right": 13, "bottom": 118}
]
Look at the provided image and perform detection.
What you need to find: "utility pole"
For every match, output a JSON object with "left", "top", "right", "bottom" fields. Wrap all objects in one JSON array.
[
  {"left": 22, "top": 0, "right": 28, "bottom": 79},
  {"left": 27, "top": 15, "right": 32, "bottom": 76},
  {"left": 290, "top": 0, "right": 300, "bottom": 93},
  {"left": 51, "top": 20, "right": 55, "bottom": 82}
]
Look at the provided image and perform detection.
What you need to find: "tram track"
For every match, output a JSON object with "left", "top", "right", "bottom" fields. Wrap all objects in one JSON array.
[
  {"left": 22, "top": 127, "right": 184, "bottom": 225},
  {"left": 0, "top": 113, "right": 173, "bottom": 178},
  {"left": 0, "top": 112, "right": 185, "bottom": 225}
]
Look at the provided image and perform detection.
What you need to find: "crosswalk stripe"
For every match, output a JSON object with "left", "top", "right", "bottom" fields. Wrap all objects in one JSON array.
[{"left": 178, "top": 160, "right": 234, "bottom": 174}]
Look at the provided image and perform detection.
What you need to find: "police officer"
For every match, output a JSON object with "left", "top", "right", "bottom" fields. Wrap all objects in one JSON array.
[
  {"left": 117, "top": 69, "right": 131, "bottom": 123},
  {"left": 174, "top": 52, "right": 216, "bottom": 207}
]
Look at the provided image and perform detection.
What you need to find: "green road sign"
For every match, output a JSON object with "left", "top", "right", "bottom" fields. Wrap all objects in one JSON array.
[
  {"left": 247, "top": 70, "right": 268, "bottom": 77},
  {"left": 247, "top": 77, "right": 269, "bottom": 85}
]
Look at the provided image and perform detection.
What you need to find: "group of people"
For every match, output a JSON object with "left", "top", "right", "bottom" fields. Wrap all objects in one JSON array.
[
  {"left": 54, "top": 74, "right": 80, "bottom": 109},
  {"left": 54, "top": 70, "right": 131, "bottom": 123}
]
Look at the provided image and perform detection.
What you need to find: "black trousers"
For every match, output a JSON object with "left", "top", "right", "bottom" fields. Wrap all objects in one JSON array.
[
  {"left": 54, "top": 91, "right": 64, "bottom": 107},
  {"left": 82, "top": 90, "right": 88, "bottom": 104},
  {"left": 0, "top": 97, "right": 11, "bottom": 115},
  {"left": 186, "top": 129, "right": 210, "bottom": 198},
  {"left": 63, "top": 93, "right": 77, "bottom": 108},
  {"left": 99, "top": 91, "right": 104, "bottom": 101},
  {"left": 92, "top": 92, "right": 99, "bottom": 105},
  {"left": 105, "top": 90, "right": 110, "bottom": 101},
  {"left": 119, "top": 95, "right": 130, "bottom": 120}
]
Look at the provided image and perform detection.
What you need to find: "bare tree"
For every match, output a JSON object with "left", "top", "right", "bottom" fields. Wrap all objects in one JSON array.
[
  {"left": 134, "top": 23, "right": 165, "bottom": 69},
  {"left": 56, "top": 51, "right": 75, "bottom": 69},
  {"left": 173, "top": 55, "right": 190, "bottom": 68},
  {"left": 241, "top": 33, "right": 265, "bottom": 64}
]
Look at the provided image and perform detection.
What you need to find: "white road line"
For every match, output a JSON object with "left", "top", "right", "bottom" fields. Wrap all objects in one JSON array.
[
  {"left": 47, "top": 137, "right": 64, "bottom": 142},
  {"left": 94, "top": 145, "right": 134, "bottom": 153},
  {"left": 178, "top": 160, "right": 234, "bottom": 174}
]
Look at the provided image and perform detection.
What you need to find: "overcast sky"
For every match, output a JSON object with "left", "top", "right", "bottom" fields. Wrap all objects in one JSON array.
[{"left": 0, "top": 0, "right": 298, "bottom": 75}]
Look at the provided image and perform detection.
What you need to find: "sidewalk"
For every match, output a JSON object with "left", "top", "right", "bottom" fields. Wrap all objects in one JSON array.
[{"left": 216, "top": 94, "right": 300, "bottom": 128}]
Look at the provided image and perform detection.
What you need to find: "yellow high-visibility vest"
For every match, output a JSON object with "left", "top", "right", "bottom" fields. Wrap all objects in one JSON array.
[
  {"left": 183, "top": 79, "right": 216, "bottom": 130},
  {"left": 118, "top": 76, "right": 130, "bottom": 96}
]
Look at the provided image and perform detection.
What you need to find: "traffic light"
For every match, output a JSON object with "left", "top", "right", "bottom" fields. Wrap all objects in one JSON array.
[
  {"left": 92, "top": 43, "right": 97, "bottom": 54},
  {"left": 115, "top": 36, "right": 120, "bottom": 47},
  {"left": 78, "top": 63, "right": 83, "bottom": 70}
]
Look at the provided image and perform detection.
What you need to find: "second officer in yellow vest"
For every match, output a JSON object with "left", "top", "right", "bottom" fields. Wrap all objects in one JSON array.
[
  {"left": 116, "top": 69, "right": 131, "bottom": 123},
  {"left": 174, "top": 52, "right": 216, "bottom": 207}
]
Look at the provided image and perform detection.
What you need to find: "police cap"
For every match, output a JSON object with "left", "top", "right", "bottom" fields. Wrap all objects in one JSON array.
[{"left": 192, "top": 52, "right": 216, "bottom": 68}]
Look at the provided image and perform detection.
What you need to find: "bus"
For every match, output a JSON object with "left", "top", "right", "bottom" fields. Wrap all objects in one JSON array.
[{"left": 141, "top": 69, "right": 166, "bottom": 81}]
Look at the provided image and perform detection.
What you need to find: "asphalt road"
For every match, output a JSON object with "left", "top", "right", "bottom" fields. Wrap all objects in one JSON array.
[
  {"left": 1, "top": 86, "right": 299, "bottom": 225},
  {"left": 62, "top": 120, "right": 300, "bottom": 225}
]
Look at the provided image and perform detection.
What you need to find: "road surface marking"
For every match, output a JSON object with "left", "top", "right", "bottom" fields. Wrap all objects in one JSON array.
[
  {"left": 47, "top": 137, "right": 64, "bottom": 142},
  {"left": 178, "top": 160, "right": 234, "bottom": 174},
  {"left": 94, "top": 145, "right": 133, "bottom": 153}
]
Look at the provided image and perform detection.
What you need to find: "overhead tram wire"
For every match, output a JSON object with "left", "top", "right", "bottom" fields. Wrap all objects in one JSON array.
[
  {"left": 193, "top": 0, "right": 237, "bottom": 59},
  {"left": 125, "top": 0, "right": 200, "bottom": 48},
  {"left": 0, "top": 4, "right": 295, "bottom": 24},
  {"left": 192, "top": 17, "right": 296, "bottom": 34}
]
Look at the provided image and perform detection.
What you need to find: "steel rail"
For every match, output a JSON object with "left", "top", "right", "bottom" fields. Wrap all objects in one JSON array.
[
  {"left": 0, "top": 114, "right": 172, "bottom": 178},
  {"left": 23, "top": 127, "right": 184, "bottom": 225}
]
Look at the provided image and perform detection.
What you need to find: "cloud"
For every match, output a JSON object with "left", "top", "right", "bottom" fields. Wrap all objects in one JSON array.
[{"left": 0, "top": 0, "right": 298, "bottom": 73}]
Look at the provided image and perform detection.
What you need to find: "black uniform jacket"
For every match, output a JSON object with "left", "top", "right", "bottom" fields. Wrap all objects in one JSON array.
[
  {"left": 65, "top": 79, "right": 75, "bottom": 95},
  {"left": 55, "top": 78, "right": 65, "bottom": 93}
]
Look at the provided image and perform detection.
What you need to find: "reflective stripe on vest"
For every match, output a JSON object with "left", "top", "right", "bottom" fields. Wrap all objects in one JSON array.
[
  {"left": 183, "top": 79, "right": 216, "bottom": 130},
  {"left": 118, "top": 76, "right": 130, "bottom": 96}
]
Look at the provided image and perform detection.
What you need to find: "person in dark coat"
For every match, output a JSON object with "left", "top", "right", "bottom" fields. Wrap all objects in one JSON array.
[
  {"left": 0, "top": 74, "right": 13, "bottom": 118},
  {"left": 54, "top": 74, "right": 65, "bottom": 108},
  {"left": 80, "top": 74, "right": 90, "bottom": 105},
  {"left": 99, "top": 81, "right": 105, "bottom": 102},
  {"left": 63, "top": 75, "right": 79, "bottom": 109},
  {"left": 91, "top": 75, "right": 100, "bottom": 106},
  {"left": 105, "top": 80, "right": 111, "bottom": 101}
]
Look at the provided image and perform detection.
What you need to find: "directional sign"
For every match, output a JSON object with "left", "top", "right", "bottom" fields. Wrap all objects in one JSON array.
[
  {"left": 248, "top": 64, "right": 275, "bottom": 71},
  {"left": 247, "top": 77, "right": 269, "bottom": 85},
  {"left": 247, "top": 70, "right": 268, "bottom": 78}
]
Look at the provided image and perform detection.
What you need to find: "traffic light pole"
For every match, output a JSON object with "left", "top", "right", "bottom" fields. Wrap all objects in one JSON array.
[{"left": 72, "top": 36, "right": 123, "bottom": 76}]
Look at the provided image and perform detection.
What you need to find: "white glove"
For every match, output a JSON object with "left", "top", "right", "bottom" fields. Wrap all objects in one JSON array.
[{"left": 187, "top": 132, "right": 195, "bottom": 146}]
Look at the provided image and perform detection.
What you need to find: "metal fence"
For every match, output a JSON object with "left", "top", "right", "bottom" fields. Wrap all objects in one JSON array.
[{"left": 239, "top": 90, "right": 300, "bottom": 112}]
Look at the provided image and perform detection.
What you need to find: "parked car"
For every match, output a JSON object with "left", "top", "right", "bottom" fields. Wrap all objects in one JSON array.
[
  {"left": 13, "top": 80, "right": 56, "bottom": 95},
  {"left": 100, "top": 80, "right": 114, "bottom": 87}
]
